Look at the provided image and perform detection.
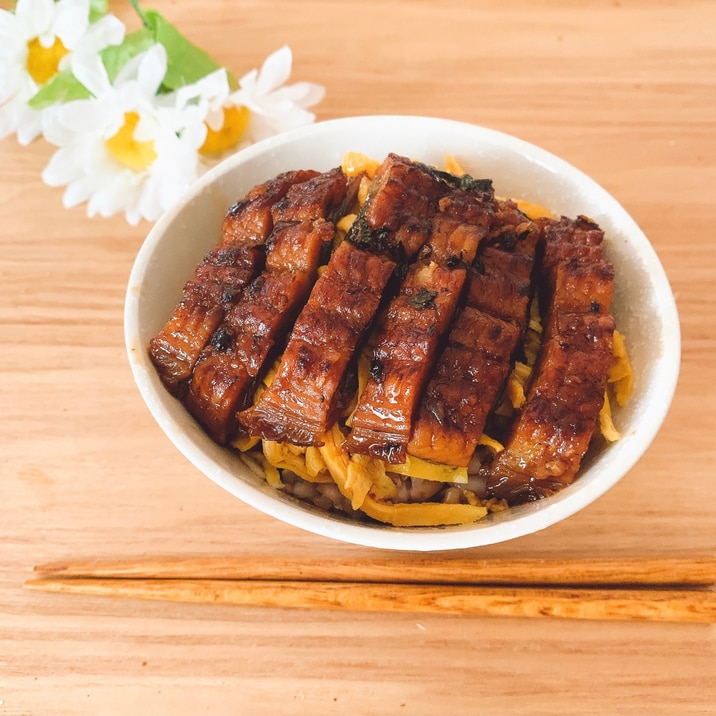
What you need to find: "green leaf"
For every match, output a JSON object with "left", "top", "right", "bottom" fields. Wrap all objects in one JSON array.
[
  {"left": 28, "top": 68, "right": 92, "bottom": 109},
  {"left": 88, "top": 0, "right": 108, "bottom": 23},
  {"left": 141, "top": 9, "right": 225, "bottom": 90},
  {"left": 27, "top": 29, "right": 155, "bottom": 109},
  {"left": 101, "top": 28, "right": 155, "bottom": 82},
  {"left": 28, "top": 3, "right": 234, "bottom": 109}
]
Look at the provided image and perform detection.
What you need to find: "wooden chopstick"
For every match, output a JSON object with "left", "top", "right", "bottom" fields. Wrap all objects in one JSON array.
[
  {"left": 24, "top": 576, "right": 716, "bottom": 623},
  {"left": 32, "top": 554, "right": 716, "bottom": 586}
]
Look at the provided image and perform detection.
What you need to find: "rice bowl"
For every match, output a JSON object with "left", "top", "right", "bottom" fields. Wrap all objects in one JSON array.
[{"left": 124, "top": 115, "right": 680, "bottom": 550}]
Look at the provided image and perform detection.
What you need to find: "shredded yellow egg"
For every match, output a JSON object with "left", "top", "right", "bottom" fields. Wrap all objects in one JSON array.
[
  {"left": 340, "top": 151, "right": 381, "bottom": 179},
  {"left": 258, "top": 453, "right": 283, "bottom": 489},
  {"left": 515, "top": 199, "right": 556, "bottom": 220},
  {"left": 609, "top": 329, "right": 634, "bottom": 406},
  {"left": 360, "top": 494, "right": 488, "bottom": 527},
  {"left": 478, "top": 433, "right": 505, "bottom": 454},
  {"left": 336, "top": 213, "right": 357, "bottom": 233},
  {"left": 389, "top": 455, "right": 468, "bottom": 484},
  {"left": 444, "top": 154, "right": 467, "bottom": 176},
  {"left": 263, "top": 440, "right": 332, "bottom": 484},
  {"left": 599, "top": 391, "right": 622, "bottom": 442}
]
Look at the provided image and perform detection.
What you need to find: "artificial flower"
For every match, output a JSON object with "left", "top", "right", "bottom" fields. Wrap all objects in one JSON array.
[
  {"left": 224, "top": 45, "right": 325, "bottom": 145},
  {"left": 42, "top": 44, "right": 206, "bottom": 225},
  {"left": 1, "top": 1, "right": 325, "bottom": 224},
  {"left": 0, "top": 0, "right": 124, "bottom": 145},
  {"left": 172, "top": 67, "right": 234, "bottom": 156}
]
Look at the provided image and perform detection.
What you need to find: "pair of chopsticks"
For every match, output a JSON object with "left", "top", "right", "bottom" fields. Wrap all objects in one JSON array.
[{"left": 25, "top": 554, "right": 716, "bottom": 623}]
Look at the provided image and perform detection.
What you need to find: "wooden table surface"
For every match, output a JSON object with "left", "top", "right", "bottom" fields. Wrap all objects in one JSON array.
[{"left": 2, "top": 1, "right": 715, "bottom": 713}]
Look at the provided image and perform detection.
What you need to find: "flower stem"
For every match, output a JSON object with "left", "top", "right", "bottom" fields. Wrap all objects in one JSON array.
[{"left": 128, "top": 0, "right": 149, "bottom": 28}]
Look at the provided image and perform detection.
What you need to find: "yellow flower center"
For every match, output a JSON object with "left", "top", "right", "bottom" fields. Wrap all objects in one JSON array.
[
  {"left": 105, "top": 112, "right": 158, "bottom": 171},
  {"left": 26, "top": 36, "right": 69, "bottom": 85},
  {"left": 199, "top": 105, "right": 251, "bottom": 156}
]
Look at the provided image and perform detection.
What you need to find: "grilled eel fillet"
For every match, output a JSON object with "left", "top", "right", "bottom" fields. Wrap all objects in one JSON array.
[
  {"left": 240, "top": 154, "right": 451, "bottom": 445},
  {"left": 485, "top": 215, "right": 616, "bottom": 502},
  {"left": 182, "top": 168, "right": 357, "bottom": 444},
  {"left": 344, "top": 183, "right": 495, "bottom": 463},
  {"left": 407, "top": 199, "right": 540, "bottom": 467},
  {"left": 148, "top": 169, "right": 319, "bottom": 395}
]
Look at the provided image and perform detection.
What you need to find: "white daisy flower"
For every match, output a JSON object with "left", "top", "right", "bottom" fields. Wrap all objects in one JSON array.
[
  {"left": 203, "top": 45, "right": 325, "bottom": 152},
  {"left": 0, "top": 0, "right": 124, "bottom": 145},
  {"left": 172, "top": 67, "right": 233, "bottom": 157},
  {"left": 42, "top": 44, "right": 206, "bottom": 225}
]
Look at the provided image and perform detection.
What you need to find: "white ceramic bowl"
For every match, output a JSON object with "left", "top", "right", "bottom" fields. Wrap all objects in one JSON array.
[{"left": 124, "top": 115, "right": 680, "bottom": 551}]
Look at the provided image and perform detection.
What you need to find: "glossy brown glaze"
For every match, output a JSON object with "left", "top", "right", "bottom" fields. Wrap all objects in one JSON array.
[
  {"left": 408, "top": 308, "right": 520, "bottom": 467},
  {"left": 240, "top": 241, "right": 396, "bottom": 445},
  {"left": 344, "top": 180, "right": 495, "bottom": 463},
  {"left": 148, "top": 170, "right": 318, "bottom": 394},
  {"left": 485, "top": 312, "right": 615, "bottom": 501},
  {"left": 485, "top": 214, "right": 616, "bottom": 502},
  {"left": 184, "top": 220, "right": 334, "bottom": 443},
  {"left": 406, "top": 199, "right": 540, "bottom": 467},
  {"left": 344, "top": 263, "right": 467, "bottom": 463}
]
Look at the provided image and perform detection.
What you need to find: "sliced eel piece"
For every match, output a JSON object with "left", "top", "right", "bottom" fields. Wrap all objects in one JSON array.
[
  {"left": 485, "top": 312, "right": 615, "bottom": 502},
  {"left": 466, "top": 199, "right": 540, "bottom": 324},
  {"left": 348, "top": 153, "right": 450, "bottom": 260},
  {"left": 343, "top": 263, "right": 467, "bottom": 463},
  {"left": 147, "top": 245, "right": 263, "bottom": 395},
  {"left": 271, "top": 166, "right": 360, "bottom": 224},
  {"left": 240, "top": 156, "right": 451, "bottom": 446},
  {"left": 546, "top": 257, "right": 615, "bottom": 317},
  {"left": 183, "top": 220, "right": 334, "bottom": 443},
  {"left": 484, "top": 213, "right": 616, "bottom": 502},
  {"left": 222, "top": 169, "right": 320, "bottom": 245},
  {"left": 344, "top": 182, "right": 494, "bottom": 463},
  {"left": 540, "top": 214, "right": 605, "bottom": 263},
  {"left": 467, "top": 247, "right": 535, "bottom": 325},
  {"left": 408, "top": 308, "right": 520, "bottom": 467},
  {"left": 148, "top": 169, "right": 318, "bottom": 394},
  {"left": 240, "top": 242, "right": 396, "bottom": 445},
  {"left": 405, "top": 198, "right": 541, "bottom": 467}
]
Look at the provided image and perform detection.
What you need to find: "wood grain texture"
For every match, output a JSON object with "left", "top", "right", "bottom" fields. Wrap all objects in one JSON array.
[
  {"left": 2, "top": 0, "right": 716, "bottom": 714},
  {"left": 32, "top": 554, "right": 716, "bottom": 586},
  {"left": 23, "top": 577, "right": 716, "bottom": 624}
]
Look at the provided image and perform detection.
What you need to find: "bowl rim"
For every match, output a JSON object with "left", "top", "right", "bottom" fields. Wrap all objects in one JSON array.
[{"left": 124, "top": 114, "right": 681, "bottom": 551}]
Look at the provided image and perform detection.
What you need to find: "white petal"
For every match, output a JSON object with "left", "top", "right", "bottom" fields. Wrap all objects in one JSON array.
[
  {"left": 134, "top": 112, "right": 160, "bottom": 142},
  {"left": 87, "top": 173, "right": 127, "bottom": 218},
  {"left": 53, "top": 0, "right": 90, "bottom": 49},
  {"left": 276, "top": 81, "right": 325, "bottom": 108},
  {"left": 71, "top": 50, "right": 110, "bottom": 97},
  {"left": 175, "top": 68, "right": 228, "bottom": 109},
  {"left": 136, "top": 44, "right": 167, "bottom": 97},
  {"left": 0, "top": 98, "right": 21, "bottom": 138},
  {"left": 75, "top": 14, "right": 125, "bottom": 55},
  {"left": 16, "top": 106, "right": 44, "bottom": 144},
  {"left": 0, "top": 61, "right": 22, "bottom": 105},
  {"left": 42, "top": 146, "right": 83, "bottom": 185},
  {"left": 180, "top": 119, "right": 208, "bottom": 149},
  {"left": 0, "top": 10, "right": 21, "bottom": 42},
  {"left": 15, "top": 0, "right": 54, "bottom": 36},
  {"left": 237, "top": 67, "right": 258, "bottom": 93},
  {"left": 255, "top": 46, "right": 292, "bottom": 95},
  {"left": 58, "top": 99, "right": 112, "bottom": 135},
  {"left": 63, "top": 174, "right": 98, "bottom": 207},
  {"left": 204, "top": 106, "right": 224, "bottom": 132}
]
